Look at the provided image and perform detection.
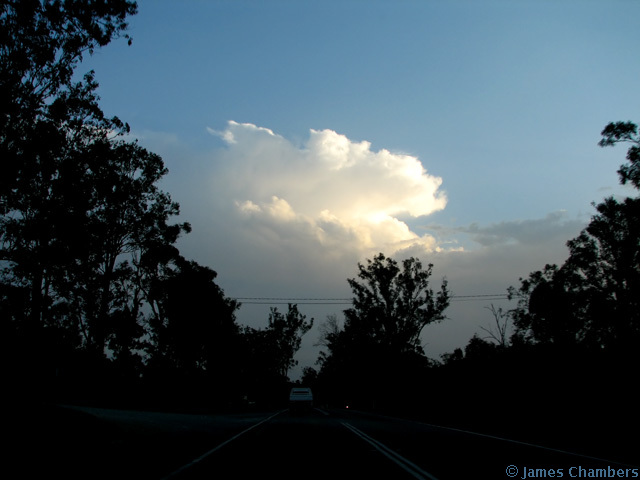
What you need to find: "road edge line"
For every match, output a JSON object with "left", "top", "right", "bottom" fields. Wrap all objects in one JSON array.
[
  {"left": 161, "top": 409, "right": 285, "bottom": 479},
  {"left": 344, "top": 410, "right": 638, "bottom": 468}
]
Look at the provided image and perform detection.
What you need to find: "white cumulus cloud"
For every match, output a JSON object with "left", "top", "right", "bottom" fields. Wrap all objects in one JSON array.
[{"left": 209, "top": 121, "right": 447, "bottom": 258}]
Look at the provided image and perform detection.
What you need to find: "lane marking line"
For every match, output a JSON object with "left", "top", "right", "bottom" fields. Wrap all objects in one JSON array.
[
  {"left": 342, "top": 422, "right": 439, "bottom": 480},
  {"left": 161, "top": 409, "right": 286, "bottom": 479},
  {"left": 347, "top": 410, "right": 638, "bottom": 468},
  {"left": 411, "top": 420, "right": 638, "bottom": 468}
]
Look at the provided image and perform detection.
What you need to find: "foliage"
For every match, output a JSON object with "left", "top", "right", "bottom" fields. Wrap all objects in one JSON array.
[
  {"left": 1, "top": 0, "right": 137, "bottom": 203},
  {"left": 266, "top": 304, "right": 314, "bottom": 377},
  {"left": 316, "top": 253, "right": 449, "bottom": 408},
  {"left": 508, "top": 264, "right": 586, "bottom": 346},
  {"left": 0, "top": 1, "right": 203, "bottom": 394},
  {"left": 241, "top": 304, "right": 313, "bottom": 381},
  {"left": 598, "top": 121, "right": 640, "bottom": 189},
  {"left": 433, "top": 123, "right": 640, "bottom": 439},
  {"left": 563, "top": 196, "right": 640, "bottom": 348},
  {"left": 508, "top": 121, "right": 640, "bottom": 352},
  {"left": 1, "top": 1, "right": 138, "bottom": 370},
  {"left": 344, "top": 252, "right": 449, "bottom": 354},
  {"left": 145, "top": 256, "right": 240, "bottom": 377}
]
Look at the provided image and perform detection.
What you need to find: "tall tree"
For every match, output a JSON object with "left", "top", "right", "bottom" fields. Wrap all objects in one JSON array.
[
  {"left": 509, "top": 122, "right": 640, "bottom": 352},
  {"left": 145, "top": 257, "right": 240, "bottom": 378},
  {"left": 1, "top": 1, "right": 137, "bottom": 373},
  {"left": 61, "top": 135, "right": 190, "bottom": 357},
  {"left": 508, "top": 263, "right": 586, "bottom": 347},
  {"left": 563, "top": 196, "right": 640, "bottom": 349},
  {"left": 344, "top": 253, "right": 449, "bottom": 355},
  {"left": 316, "top": 253, "right": 449, "bottom": 408},
  {"left": 266, "top": 304, "right": 313, "bottom": 378},
  {"left": 0, "top": 1, "right": 194, "bottom": 387},
  {"left": 241, "top": 304, "right": 313, "bottom": 381}
]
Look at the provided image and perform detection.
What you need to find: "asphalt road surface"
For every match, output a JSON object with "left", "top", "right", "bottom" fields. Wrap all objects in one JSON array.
[
  {"left": 163, "top": 408, "right": 638, "bottom": 480},
  {"left": 9, "top": 405, "right": 638, "bottom": 479}
]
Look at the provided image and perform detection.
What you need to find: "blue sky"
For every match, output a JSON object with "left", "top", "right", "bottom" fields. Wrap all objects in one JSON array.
[{"left": 80, "top": 0, "right": 639, "bottom": 377}]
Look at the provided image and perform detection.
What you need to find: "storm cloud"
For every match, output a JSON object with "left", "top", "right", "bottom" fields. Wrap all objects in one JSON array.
[{"left": 206, "top": 121, "right": 448, "bottom": 259}]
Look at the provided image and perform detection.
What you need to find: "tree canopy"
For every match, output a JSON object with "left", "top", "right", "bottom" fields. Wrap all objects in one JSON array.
[
  {"left": 343, "top": 253, "right": 449, "bottom": 353},
  {"left": 598, "top": 121, "right": 640, "bottom": 189},
  {"left": 315, "top": 253, "right": 449, "bottom": 408},
  {"left": 508, "top": 121, "right": 640, "bottom": 353},
  {"left": 1, "top": 1, "right": 219, "bottom": 404},
  {"left": 1, "top": 0, "right": 138, "bottom": 201}
]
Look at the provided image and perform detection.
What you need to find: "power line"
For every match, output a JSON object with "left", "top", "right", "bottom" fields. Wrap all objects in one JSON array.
[
  {"left": 235, "top": 297, "right": 350, "bottom": 301},
  {"left": 239, "top": 302, "right": 350, "bottom": 305},
  {"left": 232, "top": 294, "right": 511, "bottom": 305}
]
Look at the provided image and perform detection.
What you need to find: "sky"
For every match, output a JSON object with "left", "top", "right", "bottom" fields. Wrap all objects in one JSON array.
[{"left": 79, "top": 0, "right": 639, "bottom": 379}]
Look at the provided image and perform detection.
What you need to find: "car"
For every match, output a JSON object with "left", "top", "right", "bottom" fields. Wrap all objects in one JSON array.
[{"left": 289, "top": 387, "right": 313, "bottom": 411}]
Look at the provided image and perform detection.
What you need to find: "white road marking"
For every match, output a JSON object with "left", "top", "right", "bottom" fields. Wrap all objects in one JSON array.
[
  {"left": 408, "top": 419, "right": 637, "bottom": 467},
  {"left": 342, "top": 422, "right": 440, "bottom": 480},
  {"left": 161, "top": 409, "right": 286, "bottom": 479},
  {"left": 347, "top": 409, "right": 637, "bottom": 468}
]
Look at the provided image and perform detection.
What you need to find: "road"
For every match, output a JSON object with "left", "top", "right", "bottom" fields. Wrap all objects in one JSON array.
[
  {"left": 8, "top": 405, "right": 638, "bottom": 479},
  {"left": 163, "top": 408, "right": 637, "bottom": 480}
]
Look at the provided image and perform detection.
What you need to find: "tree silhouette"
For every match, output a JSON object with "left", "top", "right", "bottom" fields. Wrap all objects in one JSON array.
[
  {"left": 563, "top": 196, "right": 640, "bottom": 349},
  {"left": 431, "top": 122, "right": 640, "bottom": 446},
  {"left": 0, "top": 69, "right": 190, "bottom": 372},
  {"left": 236, "top": 304, "right": 312, "bottom": 407},
  {"left": 344, "top": 253, "right": 449, "bottom": 354},
  {"left": 508, "top": 264, "right": 586, "bottom": 346},
  {"left": 598, "top": 121, "right": 640, "bottom": 189},
  {"left": 0, "top": 2, "right": 201, "bottom": 399},
  {"left": 509, "top": 121, "right": 640, "bottom": 352},
  {"left": 479, "top": 304, "right": 511, "bottom": 348},
  {"left": 1, "top": 0, "right": 137, "bottom": 202},
  {"left": 146, "top": 257, "right": 240, "bottom": 378},
  {"left": 316, "top": 253, "right": 449, "bottom": 409},
  {"left": 1, "top": 1, "right": 139, "bottom": 386},
  {"left": 267, "top": 304, "right": 313, "bottom": 378},
  {"left": 242, "top": 304, "right": 313, "bottom": 381}
]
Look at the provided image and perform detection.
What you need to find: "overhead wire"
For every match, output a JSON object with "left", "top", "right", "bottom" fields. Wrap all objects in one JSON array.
[{"left": 232, "top": 294, "right": 512, "bottom": 305}]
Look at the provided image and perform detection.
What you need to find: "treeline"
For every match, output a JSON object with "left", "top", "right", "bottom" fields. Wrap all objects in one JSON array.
[{"left": 1, "top": 1, "right": 313, "bottom": 411}]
